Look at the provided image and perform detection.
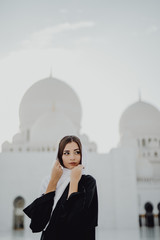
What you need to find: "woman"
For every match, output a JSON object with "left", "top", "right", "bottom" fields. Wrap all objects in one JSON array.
[{"left": 23, "top": 135, "right": 98, "bottom": 240}]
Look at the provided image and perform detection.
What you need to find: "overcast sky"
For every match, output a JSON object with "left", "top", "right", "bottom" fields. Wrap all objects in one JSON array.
[{"left": 0, "top": 0, "right": 160, "bottom": 153}]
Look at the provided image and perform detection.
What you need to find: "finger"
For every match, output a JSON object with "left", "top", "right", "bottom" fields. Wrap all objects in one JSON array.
[
  {"left": 78, "top": 164, "right": 84, "bottom": 169},
  {"left": 59, "top": 165, "right": 63, "bottom": 170},
  {"left": 55, "top": 160, "right": 60, "bottom": 166}
]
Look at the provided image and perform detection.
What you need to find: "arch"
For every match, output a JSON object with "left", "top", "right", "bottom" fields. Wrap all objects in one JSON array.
[
  {"left": 157, "top": 202, "right": 160, "bottom": 226},
  {"left": 26, "top": 129, "right": 30, "bottom": 141},
  {"left": 42, "top": 147, "right": 45, "bottom": 151},
  {"left": 13, "top": 196, "right": 25, "bottom": 230},
  {"left": 142, "top": 139, "right": 145, "bottom": 147},
  {"left": 52, "top": 146, "right": 56, "bottom": 151},
  {"left": 154, "top": 152, "right": 158, "bottom": 157},
  {"left": 144, "top": 202, "right": 154, "bottom": 227}
]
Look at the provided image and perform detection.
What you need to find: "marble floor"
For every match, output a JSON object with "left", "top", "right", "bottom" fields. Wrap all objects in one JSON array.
[{"left": 0, "top": 227, "right": 160, "bottom": 240}]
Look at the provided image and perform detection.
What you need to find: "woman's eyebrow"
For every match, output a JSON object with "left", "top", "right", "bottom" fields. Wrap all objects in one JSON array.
[
  {"left": 64, "top": 148, "right": 80, "bottom": 152},
  {"left": 74, "top": 148, "right": 80, "bottom": 151}
]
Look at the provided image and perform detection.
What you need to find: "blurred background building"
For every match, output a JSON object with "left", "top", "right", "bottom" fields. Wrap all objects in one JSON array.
[{"left": 0, "top": 76, "right": 159, "bottom": 232}]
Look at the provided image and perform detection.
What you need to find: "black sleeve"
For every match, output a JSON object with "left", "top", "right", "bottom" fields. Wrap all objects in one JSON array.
[
  {"left": 60, "top": 175, "right": 98, "bottom": 227},
  {"left": 23, "top": 191, "right": 55, "bottom": 232},
  {"left": 65, "top": 175, "right": 96, "bottom": 209}
]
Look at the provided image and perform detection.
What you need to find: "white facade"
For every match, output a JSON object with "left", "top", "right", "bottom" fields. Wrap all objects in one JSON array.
[
  {"left": 0, "top": 75, "right": 160, "bottom": 232},
  {"left": 119, "top": 100, "right": 160, "bottom": 221}
]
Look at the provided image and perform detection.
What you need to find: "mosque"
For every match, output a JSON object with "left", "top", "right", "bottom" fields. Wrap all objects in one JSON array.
[{"left": 0, "top": 75, "right": 160, "bottom": 233}]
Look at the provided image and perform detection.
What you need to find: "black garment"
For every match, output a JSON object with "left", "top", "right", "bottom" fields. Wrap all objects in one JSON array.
[{"left": 23, "top": 175, "right": 98, "bottom": 240}]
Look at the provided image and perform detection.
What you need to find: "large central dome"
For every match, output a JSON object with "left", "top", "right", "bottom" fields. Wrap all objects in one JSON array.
[
  {"left": 19, "top": 76, "right": 82, "bottom": 131},
  {"left": 2, "top": 75, "right": 97, "bottom": 152},
  {"left": 119, "top": 100, "right": 160, "bottom": 137}
]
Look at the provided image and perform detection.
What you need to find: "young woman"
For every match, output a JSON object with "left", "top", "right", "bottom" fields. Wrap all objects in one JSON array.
[{"left": 23, "top": 135, "right": 98, "bottom": 240}]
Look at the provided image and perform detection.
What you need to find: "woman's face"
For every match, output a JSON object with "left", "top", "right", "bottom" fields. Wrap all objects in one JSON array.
[{"left": 62, "top": 141, "right": 81, "bottom": 169}]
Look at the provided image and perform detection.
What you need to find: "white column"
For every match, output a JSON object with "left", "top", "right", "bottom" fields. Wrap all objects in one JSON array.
[{"left": 111, "top": 147, "right": 139, "bottom": 229}]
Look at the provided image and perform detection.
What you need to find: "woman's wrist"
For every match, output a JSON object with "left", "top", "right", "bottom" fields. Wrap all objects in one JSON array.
[
  {"left": 68, "top": 180, "right": 78, "bottom": 198},
  {"left": 70, "top": 178, "right": 79, "bottom": 184},
  {"left": 45, "top": 179, "right": 57, "bottom": 194},
  {"left": 50, "top": 177, "right": 58, "bottom": 186}
]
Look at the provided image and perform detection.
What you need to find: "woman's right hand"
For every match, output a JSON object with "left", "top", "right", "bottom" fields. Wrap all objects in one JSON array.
[
  {"left": 50, "top": 160, "right": 63, "bottom": 184},
  {"left": 45, "top": 160, "right": 63, "bottom": 194},
  {"left": 70, "top": 164, "right": 83, "bottom": 183}
]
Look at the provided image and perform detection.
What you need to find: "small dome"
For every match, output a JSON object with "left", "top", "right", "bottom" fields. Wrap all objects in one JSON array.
[
  {"left": 119, "top": 101, "right": 160, "bottom": 137},
  {"left": 19, "top": 76, "right": 82, "bottom": 131},
  {"left": 12, "top": 133, "right": 25, "bottom": 144},
  {"left": 30, "top": 111, "right": 77, "bottom": 147},
  {"left": 1, "top": 141, "right": 11, "bottom": 151}
]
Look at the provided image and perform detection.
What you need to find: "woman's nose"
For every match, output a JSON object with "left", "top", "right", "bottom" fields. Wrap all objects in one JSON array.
[{"left": 70, "top": 153, "right": 75, "bottom": 160}]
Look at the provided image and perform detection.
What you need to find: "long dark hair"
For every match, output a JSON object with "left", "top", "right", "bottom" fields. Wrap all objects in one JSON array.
[{"left": 57, "top": 135, "right": 82, "bottom": 167}]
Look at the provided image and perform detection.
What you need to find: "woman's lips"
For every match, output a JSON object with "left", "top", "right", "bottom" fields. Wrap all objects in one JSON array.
[{"left": 69, "top": 162, "right": 77, "bottom": 166}]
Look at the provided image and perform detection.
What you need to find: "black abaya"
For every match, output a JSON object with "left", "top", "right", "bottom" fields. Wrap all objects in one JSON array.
[{"left": 23, "top": 175, "right": 98, "bottom": 240}]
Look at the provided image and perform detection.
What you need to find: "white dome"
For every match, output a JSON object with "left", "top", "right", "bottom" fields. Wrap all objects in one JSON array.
[
  {"left": 30, "top": 111, "right": 77, "bottom": 147},
  {"left": 119, "top": 101, "right": 160, "bottom": 137},
  {"left": 19, "top": 76, "right": 82, "bottom": 131},
  {"left": 2, "top": 141, "right": 11, "bottom": 151},
  {"left": 12, "top": 133, "right": 25, "bottom": 144}
]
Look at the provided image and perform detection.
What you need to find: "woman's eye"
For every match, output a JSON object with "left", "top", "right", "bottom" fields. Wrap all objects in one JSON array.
[
  {"left": 75, "top": 151, "right": 80, "bottom": 154},
  {"left": 63, "top": 152, "right": 69, "bottom": 155},
  {"left": 63, "top": 151, "right": 80, "bottom": 155}
]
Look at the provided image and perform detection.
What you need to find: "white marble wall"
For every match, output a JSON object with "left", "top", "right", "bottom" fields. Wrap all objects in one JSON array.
[{"left": 0, "top": 149, "right": 139, "bottom": 231}]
